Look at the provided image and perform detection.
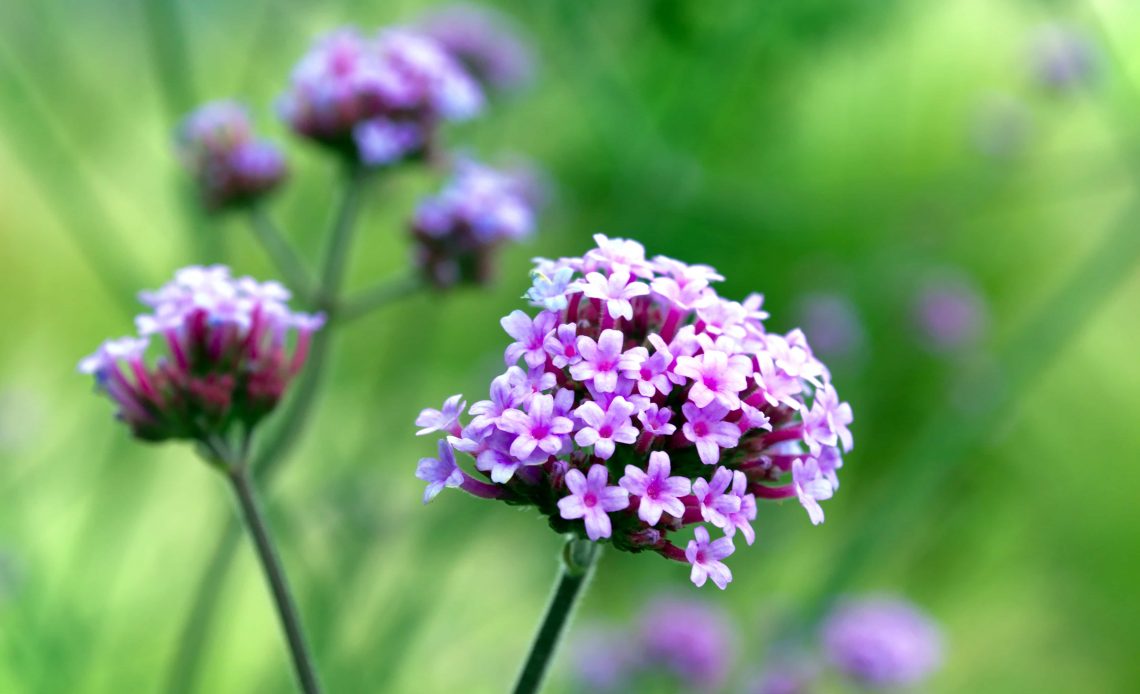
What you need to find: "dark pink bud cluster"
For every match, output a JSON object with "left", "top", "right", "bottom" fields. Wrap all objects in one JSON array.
[
  {"left": 79, "top": 266, "right": 324, "bottom": 443},
  {"left": 416, "top": 235, "right": 854, "bottom": 589}
]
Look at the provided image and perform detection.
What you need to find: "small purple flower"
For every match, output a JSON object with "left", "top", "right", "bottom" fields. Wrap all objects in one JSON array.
[
  {"left": 499, "top": 393, "right": 573, "bottom": 460},
  {"left": 621, "top": 334, "right": 675, "bottom": 397},
  {"left": 558, "top": 464, "right": 630, "bottom": 540},
  {"left": 686, "top": 526, "right": 734, "bottom": 590},
  {"left": 570, "top": 329, "right": 626, "bottom": 393},
  {"left": 527, "top": 267, "right": 577, "bottom": 312},
  {"left": 580, "top": 269, "right": 650, "bottom": 321},
  {"left": 544, "top": 323, "right": 581, "bottom": 368},
  {"left": 822, "top": 596, "right": 943, "bottom": 688},
  {"left": 793, "top": 458, "right": 833, "bottom": 526},
  {"left": 415, "top": 439, "right": 465, "bottom": 503},
  {"left": 619, "top": 452, "right": 691, "bottom": 526},
  {"left": 723, "top": 471, "right": 757, "bottom": 545},
  {"left": 675, "top": 349, "right": 750, "bottom": 410},
  {"left": 353, "top": 117, "right": 424, "bottom": 167},
  {"left": 574, "top": 396, "right": 638, "bottom": 460},
  {"left": 802, "top": 383, "right": 854, "bottom": 455},
  {"left": 681, "top": 401, "right": 741, "bottom": 466},
  {"left": 692, "top": 467, "right": 742, "bottom": 529},
  {"left": 637, "top": 404, "right": 676, "bottom": 437},
  {"left": 502, "top": 309, "right": 556, "bottom": 369},
  {"left": 650, "top": 275, "right": 713, "bottom": 312},
  {"left": 415, "top": 394, "right": 466, "bottom": 436},
  {"left": 468, "top": 373, "right": 518, "bottom": 432}
]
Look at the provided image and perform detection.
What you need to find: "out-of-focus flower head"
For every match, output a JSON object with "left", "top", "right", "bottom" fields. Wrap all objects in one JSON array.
[
  {"left": 638, "top": 596, "right": 736, "bottom": 690},
  {"left": 79, "top": 266, "right": 324, "bottom": 444},
  {"left": 570, "top": 596, "right": 736, "bottom": 692},
  {"left": 411, "top": 158, "right": 540, "bottom": 287},
  {"left": 177, "top": 101, "right": 288, "bottom": 211},
  {"left": 821, "top": 596, "right": 943, "bottom": 689},
  {"left": 278, "top": 26, "right": 484, "bottom": 166},
  {"left": 417, "top": 4, "right": 534, "bottom": 94},
  {"left": 1029, "top": 23, "right": 1098, "bottom": 92},
  {"left": 794, "top": 292, "right": 865, "bottom": 362},
  {"left": 414, "top": 235, "right": 854, "bottom": 589},
  {"left": 913, "top": 274, "right": 987, "bottom": 352}
]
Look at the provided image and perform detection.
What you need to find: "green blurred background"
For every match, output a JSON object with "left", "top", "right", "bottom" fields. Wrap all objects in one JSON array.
[{"left": 2, "top": 0, "right": 1139, "bottom": 691}]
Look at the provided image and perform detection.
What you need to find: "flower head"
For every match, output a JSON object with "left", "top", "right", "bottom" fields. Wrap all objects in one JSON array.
[
  {"left": 822, "top": 596, "right": 943, "bottom": 688},
  {"left": 412, "top": 159, "right": 539, "bottom": 287},
  {"left": 80, "top": 266, "right": 323, "bottom": 444},
  {"left": 416, "top": 4, "right": 534, "bottom": 94},
  {"left": 413, "top": 235, "right": 853, "bottom": 588},
  {"left": 177, "top": 101, "right": 287, "bottom": 211},
  {"left": 278, "top": 26, "right": 483, "bottom": 165}
]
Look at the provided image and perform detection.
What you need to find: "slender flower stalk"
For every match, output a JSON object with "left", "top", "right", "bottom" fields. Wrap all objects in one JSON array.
[
  {"left": 249, "top": 206, "right": 314, "bottom": 301},
  {"left": 212, "top": 443, "right": 323, "bottom": 694},
  {"left": 513, "top": 538, "right": 600, "bottom": 694}
]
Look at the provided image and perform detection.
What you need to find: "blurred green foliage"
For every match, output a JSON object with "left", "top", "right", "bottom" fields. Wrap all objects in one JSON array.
[{"left": 1, "top": 0, "right": 1139, "bottom": 692}]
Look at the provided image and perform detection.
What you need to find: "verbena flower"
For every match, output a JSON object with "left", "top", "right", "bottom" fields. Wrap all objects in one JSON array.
[
  {"left": 414, "top": 235, "right": 854, "bottom": 589},
  {"left": 821, "top": 596, "right": 943, "bottom": 689},
  {"left": 411, "top": 159, "right": 537, "bottom": 287},
  {"left": 417, "top": 3, "right": 534, "bottom": 94},
  {"left": 177, "top": 101, "right": 288, "bottom": 211},
  {"left": 79, "top": 266, "right": 324, "bottom": 443},
  {"left": 278, "top": 26, "right": 483, "bottom": 166}
]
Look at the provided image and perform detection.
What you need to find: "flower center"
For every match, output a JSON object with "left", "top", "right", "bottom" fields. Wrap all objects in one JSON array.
[
  {"left": 645, "top": 479, "right": 662, "bottom": 499},
  {"left": 640, "top": 367, "right": 653, "bottom": 380},
  {"left": 695, "top": 549, "right": 706, "bottom": 563},
  {"left": 703, "top": 375, "right": 720, "bottom": 391},
  {"left": 598, "top": 425, "right": 613, "bottom": 438},
  {"left": 693, "top": 421, "right": 709, "bottom": 437},
  {"left": 583, "top": 492, "right": 597, "bottom": 508},
  {"left": 531, "top": 424, "right": 550, "bottom": 440}
]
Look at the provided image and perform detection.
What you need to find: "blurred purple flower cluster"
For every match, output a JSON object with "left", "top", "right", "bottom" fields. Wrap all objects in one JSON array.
[
  {"left": 278, "top": 27, "right": 483, "bottom": 166},
  {"left": 412, "top": 158, "right": 538, "bottom": 287},
  {"left": 572, "top": 596, "right": 735, "bottom": 692},
  {"left": 416, "top": 234, "right": 853, "bottom": 589},
  {"left": 79, "top": 266, "right": 324, "bottom": 443},
  {"left": 177, "top": 101, "right": 287, "bottom": 211},
  {"left": 821, "top": 596, "right": 943, "bottom": 688}
]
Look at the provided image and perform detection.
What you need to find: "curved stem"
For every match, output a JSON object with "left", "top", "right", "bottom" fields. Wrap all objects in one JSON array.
[
  {"left": 249, "top": 206, "right": 314, "bottom": 300},
  {"left": 513, "top": 538, "right": 600, "bottom": 694},
  {"left": 227, "top": 465, "right": 322, "bottom": 694}
]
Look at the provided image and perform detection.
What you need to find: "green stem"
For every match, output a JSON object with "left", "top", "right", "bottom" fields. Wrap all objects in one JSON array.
[
  {"left": 226, "top": 464, "right": 322, "bottom": 694},
  {"left": 316, "top": 164, "right": 367, "bottom": 314},
  {"left": 513, "top": 539, "right": 600, "bottom": 694},
  {"left": 162, "top": 168, "right": 376, "bottom": 692},
  {"left": 336, "top": 275, "right": 425, "bottom": 324},
  {"left": 249, "top": 206, "right": 314, "bottom": 301}
]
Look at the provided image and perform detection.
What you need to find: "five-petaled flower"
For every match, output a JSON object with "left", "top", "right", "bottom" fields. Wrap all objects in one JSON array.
[{"left": 558, "top": 464, "right": 630, "bottom": 540}]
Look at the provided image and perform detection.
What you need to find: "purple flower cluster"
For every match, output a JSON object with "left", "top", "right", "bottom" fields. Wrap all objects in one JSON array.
[
  {"left": 278, "top": 27, "right": 483, "bottom": 166},
  {"left": 417, "top": 4, "right": 534, "bottom": 94},
  {"left": 177, "top": 101, "right": 288, "bottom": 211},
  {"left": 1029, "top": 23, "right": 1098, "bottom": 92},
  {"left": 411, "top": 158, "right": 537, "bottom": 287},
  {"left": 571, "top": 596, "right": 735, "bottom": 692},
  {"left": 79, "top": 266, "right": 324, "bottom": 443},
  {"left": 415, "top": 235, "right": 853, "bottom": 589},
  {"left": 822, "top": 596, "right": 943, "bottom": 688}
]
